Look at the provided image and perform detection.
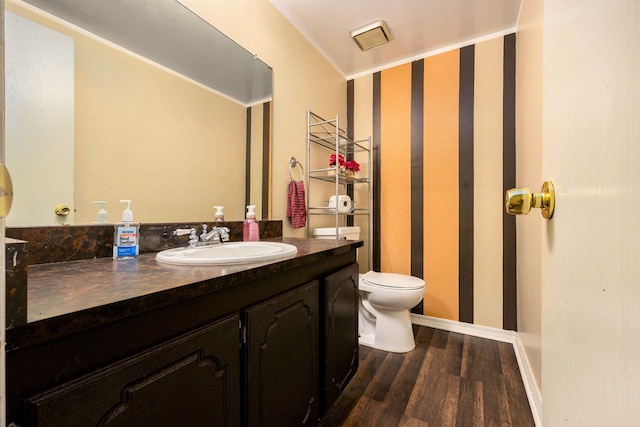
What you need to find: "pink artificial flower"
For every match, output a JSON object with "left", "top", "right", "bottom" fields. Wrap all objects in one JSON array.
[
  {"left": 329, "top": 153, "right": 346, "bottom": 166},
  {"left": 345, "top": 159, "right": 360, "bottom": 172}
]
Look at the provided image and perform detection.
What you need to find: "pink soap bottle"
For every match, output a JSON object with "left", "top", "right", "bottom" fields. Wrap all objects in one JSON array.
[{"left": 243, "top": 205, "right": 260, "bottom": 241}]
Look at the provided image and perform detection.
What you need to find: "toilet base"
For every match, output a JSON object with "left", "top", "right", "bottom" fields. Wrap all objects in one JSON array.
[{"left": 358, "top": 308, "right": 416, "bottom": 353}]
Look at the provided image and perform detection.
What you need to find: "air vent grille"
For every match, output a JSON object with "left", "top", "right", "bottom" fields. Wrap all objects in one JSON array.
[{"left": 351, "top": 20, "right": 392, "bottom": 51}]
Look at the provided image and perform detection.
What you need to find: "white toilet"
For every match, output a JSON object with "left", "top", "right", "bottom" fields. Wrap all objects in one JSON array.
[
  {"left": 358, "top": 271, "right": 425, "bottom": 353},
  {"left": 313, "top": 226, "right": 425, "bottom": 353}
]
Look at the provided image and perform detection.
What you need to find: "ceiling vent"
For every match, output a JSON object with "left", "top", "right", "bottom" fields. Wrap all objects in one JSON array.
[{"left": 350, "top": 20, "right": 392, "bottom": 51}]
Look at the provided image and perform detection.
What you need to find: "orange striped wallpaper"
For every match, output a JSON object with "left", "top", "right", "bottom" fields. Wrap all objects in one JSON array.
[
  {"left": 422, "top": 50, "right": 460, "bottom": 321},
  {"left": 354, "top": 34, "right": 517, "bottom": 329},
  {"left": 380, "top": 64, "right": 412, "bottom": 275}
]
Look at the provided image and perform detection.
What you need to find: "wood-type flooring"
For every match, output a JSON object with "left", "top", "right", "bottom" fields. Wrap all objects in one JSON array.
[{"left": 320, "top": 325, "right": 535, "bottom": 427}]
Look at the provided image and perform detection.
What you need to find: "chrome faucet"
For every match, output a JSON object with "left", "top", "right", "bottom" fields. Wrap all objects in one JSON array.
[
  {"left": 200, "top": 224, "right": 230, "bottom": 244},
  {"left": 173, "top": 225, "right": 230, "bottom": 248}
]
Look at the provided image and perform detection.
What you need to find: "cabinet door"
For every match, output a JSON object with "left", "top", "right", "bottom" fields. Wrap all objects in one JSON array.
[
  {"left": 245, "top": 281, "right": 320, "bottom": 427},
  {"left": 322, "top": 263, "right": 359, "bottom": 411},
  {"left": 24, "top": 314, "right": 241, "bottom": 427}
]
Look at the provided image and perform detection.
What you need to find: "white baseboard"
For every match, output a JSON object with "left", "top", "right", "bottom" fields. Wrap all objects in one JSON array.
[
  {"left": 513, "top": 334, "right": 542, "bottom": 427},
  {"left": 410, "top": 313, "right": 517, "bottom": 343},
  {"left": 410, "top": 314, "right": 542, "bottom": 427}
]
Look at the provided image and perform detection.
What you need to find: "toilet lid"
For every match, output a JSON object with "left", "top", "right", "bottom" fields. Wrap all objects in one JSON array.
[{"left": 361, "top": 271, "right": 425, "bottom": 290}]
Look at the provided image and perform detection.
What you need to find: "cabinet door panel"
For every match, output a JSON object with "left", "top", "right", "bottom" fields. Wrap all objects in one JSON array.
[
  {"left": 25, "top": 314, "right": 240, "bottom": 427},
  {"left": 246, "top": 281, "right": 319, "bottom": 427},
  {"left": 323, "top": 263, "right": 359, "bottom": 410}
]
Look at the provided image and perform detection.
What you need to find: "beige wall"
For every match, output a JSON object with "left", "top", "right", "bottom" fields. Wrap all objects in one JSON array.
[
  {"left": 73, "top": 38, "right": 247, "bottom": 223},
  {"left": 9, "top": 0, "right": 347, "bottom": 227},
  {"left": 9, "top": 0, "right": 349, "bottom": 227},
  {"left": 179, "top": 0, "right": 347, "bottom": 237},
  {"left": 515, "top": 0, "right": 543, "bottom": 398}
]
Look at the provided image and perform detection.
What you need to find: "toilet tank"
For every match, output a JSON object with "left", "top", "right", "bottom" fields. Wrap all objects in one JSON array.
[{"left": 313, "top": 226, "right": 361, "bottom": 240}]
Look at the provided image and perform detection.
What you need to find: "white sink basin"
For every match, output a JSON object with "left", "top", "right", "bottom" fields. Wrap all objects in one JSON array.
[{"left": 155, "top": 241, "right": 298, "bottom": 266}]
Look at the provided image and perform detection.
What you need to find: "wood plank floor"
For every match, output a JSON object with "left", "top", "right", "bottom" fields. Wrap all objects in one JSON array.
[{"left": 319, "top": 325, "right": 535, "bottom": 427}]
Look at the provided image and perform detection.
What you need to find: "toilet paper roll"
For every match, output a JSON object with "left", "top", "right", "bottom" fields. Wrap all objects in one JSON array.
[{"left": 329, "top": 195, "right": 353, "bottom": 213}]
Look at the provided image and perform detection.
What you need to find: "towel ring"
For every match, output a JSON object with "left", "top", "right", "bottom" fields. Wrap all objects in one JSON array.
[{"left": 289, "top": 157, "right": 304, "bottom": 181}]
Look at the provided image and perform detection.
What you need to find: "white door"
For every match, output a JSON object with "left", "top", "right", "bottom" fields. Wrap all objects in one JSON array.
[
  {"left": 1, "top": 3, "right": 7, "bottom": 423},
  {"left": 5, "top": 11, "right": 74, "bottom": 226},
  {"left": 541, "top": 1, "right": 640, "bottom": 425}
]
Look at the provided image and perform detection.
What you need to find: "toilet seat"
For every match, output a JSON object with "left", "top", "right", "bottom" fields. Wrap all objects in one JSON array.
[{"left": 361, "top": 271, "right": 424, "bottom": 290}]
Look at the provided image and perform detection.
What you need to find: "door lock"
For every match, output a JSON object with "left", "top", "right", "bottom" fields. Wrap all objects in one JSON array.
[{"left": 505, "top": 180, "right": 555, "bottom": 219}]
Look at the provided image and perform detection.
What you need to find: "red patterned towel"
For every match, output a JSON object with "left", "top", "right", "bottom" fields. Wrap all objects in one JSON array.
[{"left": 287, "top": 180, "right": 307, "bottom": 228}]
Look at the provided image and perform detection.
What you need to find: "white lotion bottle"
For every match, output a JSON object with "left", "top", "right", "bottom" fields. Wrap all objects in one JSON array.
[
  {"left": 92, "top": 201, "right": 108, "bottom": 223},
  {"left": 243, "top": 205, "right": 260, "bottom": 241},
  {"left": 213, "top": 205, "right": 225, "bottom": 222},
  {"left": 113, "top": 200, "right": 140, "bottom": 259}
]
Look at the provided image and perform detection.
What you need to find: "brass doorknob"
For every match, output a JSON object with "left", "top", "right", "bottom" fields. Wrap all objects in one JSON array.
[
  {"left": 0, "top": 165, "right": 13, "bottom": 218},
  {"left": 55, "top": 204, "right": 71, "bottom": 217},
  {"left": 505, "top": 180, "right": 555, "bottom": 219}
]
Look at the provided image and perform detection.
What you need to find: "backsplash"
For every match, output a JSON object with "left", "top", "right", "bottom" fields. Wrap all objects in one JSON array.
[
  {"left": 6, "top": 220, "right": 283, "bottom": 265},
  {"left": 6, "top": 238, "right": 28, "bottom": 328}
]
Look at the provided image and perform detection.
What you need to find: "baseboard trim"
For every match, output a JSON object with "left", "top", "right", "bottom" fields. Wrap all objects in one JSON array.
[
  {"left": 410, "top": 313, "right": 516, "bottom": 343},
  {"left": 410, "top": 314, "right": 542, "bottom": 426},
  {"left": 513, "top": 334, "right": 542, "bottom": 427}
]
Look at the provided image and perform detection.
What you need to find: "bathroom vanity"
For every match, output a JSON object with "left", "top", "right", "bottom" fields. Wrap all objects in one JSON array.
[{"left": 5, "top": 237, "right": 361, "bottom": 426}]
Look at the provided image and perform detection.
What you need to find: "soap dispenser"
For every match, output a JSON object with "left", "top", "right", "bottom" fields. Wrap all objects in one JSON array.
[
  {"left": 113, "top": 200, "right": 140, "bottom": 260},
  {"left": 213, "top": 206, "right": 225, "bottom": 222},
  {"left": 92, "top": 201, "right": 108, "bottom": 223},
  {"left": 243, "top": 205, "right": 259, "bottom": 241}
]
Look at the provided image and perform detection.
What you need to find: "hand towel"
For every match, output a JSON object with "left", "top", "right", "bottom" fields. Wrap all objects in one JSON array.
[{"left": 287, "top": 180, "right": 307, "bottom": 229}]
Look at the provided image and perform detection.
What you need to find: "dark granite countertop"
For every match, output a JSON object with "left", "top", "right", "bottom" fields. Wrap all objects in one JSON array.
[{"left": 7, "top": 237, "right": 362, "bottom": 351}]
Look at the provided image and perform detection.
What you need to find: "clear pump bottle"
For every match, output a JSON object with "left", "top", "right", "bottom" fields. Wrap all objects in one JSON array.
[{"left": 113, "top": 200, "right": 140, "bottom": 259}]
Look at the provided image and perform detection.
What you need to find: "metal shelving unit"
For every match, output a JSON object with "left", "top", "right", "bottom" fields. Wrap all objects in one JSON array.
[{"left": 306, "top": 109, "right": 372, "bottom": 265}]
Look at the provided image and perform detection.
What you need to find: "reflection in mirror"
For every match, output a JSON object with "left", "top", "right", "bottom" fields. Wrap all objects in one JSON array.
[{"left": 5, "top": 0, "right": 272, "bottom": 226}]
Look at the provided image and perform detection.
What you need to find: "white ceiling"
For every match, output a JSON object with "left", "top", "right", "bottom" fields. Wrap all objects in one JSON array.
[{"left": 270, "top": 0, "right": 522, "bottom": 78}]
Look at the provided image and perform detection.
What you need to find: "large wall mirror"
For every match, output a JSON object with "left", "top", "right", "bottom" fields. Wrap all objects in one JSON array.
[{"left": 5, "top": 0, "right": 272, "bottom": 227}]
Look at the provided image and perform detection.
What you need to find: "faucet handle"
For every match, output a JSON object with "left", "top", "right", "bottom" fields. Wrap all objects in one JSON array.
[
  {"left": 173, "top": 227, "right": 195, "bottom": 236},
  {"left": 174, "top": 227, "right": 199, "bottom": 247},
  {"left": 218, "top": 226, "right": 230, "bottom": 242}
]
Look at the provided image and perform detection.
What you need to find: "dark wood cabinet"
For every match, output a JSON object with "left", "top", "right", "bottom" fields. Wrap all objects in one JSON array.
[
  {"left": 24, "top": 314, "right": 241, "bottom": 427},
  {"left": 245, "top": 280, "right": 320, "bottom": 426},
  {"left": 8, "top": 257, "right": 360, "bottom": 426},
  {"left": 322, "top": 263, "right": 359, "bottom": 411}
]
